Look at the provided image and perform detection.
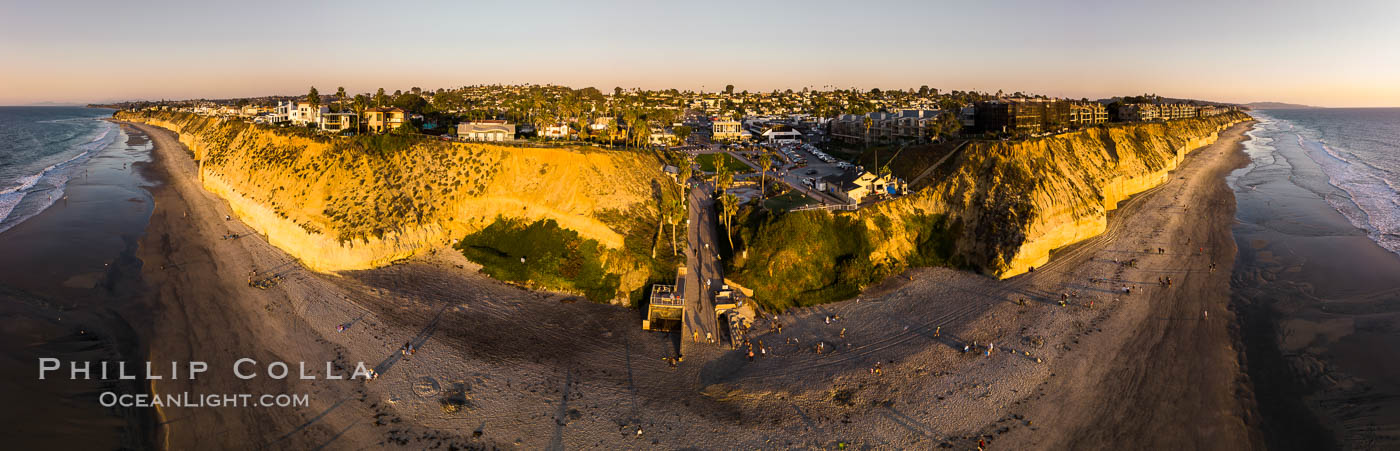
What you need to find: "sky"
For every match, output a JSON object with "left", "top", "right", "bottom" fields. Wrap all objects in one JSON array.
[{"left": 2, "top": 0, "right": 1399, "bottom": 107}]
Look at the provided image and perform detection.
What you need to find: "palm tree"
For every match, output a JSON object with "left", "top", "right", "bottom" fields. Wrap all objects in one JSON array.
[
  {"left": 604, "top": 120, "right": 619, "bottom": 146},
  {"left": 351, "top": 94, "right": 367, "bottom": 135},
  {"left": 715, "top": 158, "right": 730, "bottom": 192},
  {"left": 720, "top": 193, "right": 739, "bottom": 249},
  {"left": 335, "top": 87, "right": 347, "bottom": 113},
  {"left": 666, "top": 197, "right": 684, "bottom": 256},
  {"left": 308, "top": 86, "right": 320, "bottom": 111},
  {"left": 679, "top": 159, "right": 693, "bottom": 187}
]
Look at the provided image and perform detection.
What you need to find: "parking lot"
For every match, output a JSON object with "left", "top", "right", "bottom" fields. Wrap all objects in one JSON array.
[{"left": 766, "top": 142, "right": 853, "bottom": 205}]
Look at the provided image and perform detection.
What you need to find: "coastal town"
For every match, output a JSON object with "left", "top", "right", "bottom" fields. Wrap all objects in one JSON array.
[
  {"left": 103, "top": 86, "right": 1239, "bottom": 212},
  {"left": 99, "top": 86, "right": 1251, "bottom": 362}
]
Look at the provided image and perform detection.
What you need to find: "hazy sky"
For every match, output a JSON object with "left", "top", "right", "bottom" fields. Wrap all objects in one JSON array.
[{"left": 3, "top": 0, "right": 1399, "bottom": 107}]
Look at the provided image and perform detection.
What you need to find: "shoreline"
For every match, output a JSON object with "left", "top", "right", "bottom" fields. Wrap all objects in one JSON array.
[
  {"left": 0, "top": 121, "right": 158, "bottom": 449},
  {"left": 120, "top": 118, "right": 1261, "bottom": 449},
  {"left": 1228, "top": 112, "right": 1400, "bottom": 449}
]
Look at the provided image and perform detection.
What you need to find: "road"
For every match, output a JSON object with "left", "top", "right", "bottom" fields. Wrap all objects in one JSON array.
[{"left": 680, "top": 180, "right": 724, "bottom": 355}]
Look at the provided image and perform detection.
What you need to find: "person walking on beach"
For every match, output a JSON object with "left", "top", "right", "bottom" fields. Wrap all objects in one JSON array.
[{"left": 985, "top": 342, "right": 994, "bottom": 357}]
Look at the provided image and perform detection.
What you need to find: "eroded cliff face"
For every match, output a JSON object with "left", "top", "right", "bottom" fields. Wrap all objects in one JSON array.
[
  {"left": 119, "top": 111, "right": 671, "bottom": 301},
  {"left": 873, "top": 112, "right": 1250, "bottom": 277}
]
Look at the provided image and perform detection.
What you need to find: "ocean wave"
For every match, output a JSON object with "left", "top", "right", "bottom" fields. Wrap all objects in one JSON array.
[
  {"left": 0, "top": 120, "right": 119, "bottom": 232},
  {"left": 1289, "top": 122, "right": 1400, "bottom": 256}
]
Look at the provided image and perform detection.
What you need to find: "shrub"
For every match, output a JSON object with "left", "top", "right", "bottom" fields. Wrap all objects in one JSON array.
[{"left": 456, "top": 218, "right": 621, "bottom": 302}]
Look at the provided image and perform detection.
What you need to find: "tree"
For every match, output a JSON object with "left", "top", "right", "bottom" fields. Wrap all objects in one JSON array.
[
  {"left": 604, "top": 119, "right": 619, "bottom": 145},
  {"left": 375, "top": 88, "right": 387, "bottom": 107},
  {"left": 919, "top": 85, "right": 930, "bottom": 96},
  {"left": 335, "top": 87, "right": 346, "bottom": 113},
  {"left": 307, "top": 86, "right": 320, "bottom": 111},
  {"left": 665, "top": 196, "right": 684, "bottom": 256},
  {"left": 435, "top": 90, "right": 463, "bottom": 112},
  {"left": 757, "top": 153, "right": 772, "bottom": 202},
  {"left": 679, "top": 158, "right": 693, "bottom": 186},
  {"left": 715, "top": 156, "right": 732, "bottom": 190},
  {"left": 351, "top": 94, "right": 368, "bottom": 134},
  {"left": 725, "top": 84, "right": 735, "bottom": 96},
  {"left": 392, "top": 93, "right": 427, "bottom": 113},
  {"left": 937, "top": 111, "right": 962, "bottom": 140},
  {"left": 720, "top": 193, "right": 739, "bottom": 249},
  {"left": 674, "top": 125, "right": 693, "bottom": 144}
]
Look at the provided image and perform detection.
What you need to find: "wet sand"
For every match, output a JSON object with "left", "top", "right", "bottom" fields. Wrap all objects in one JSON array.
[
  {"left": 120, "top": 119, "right": 1260, "bottom": 449},
  {"left": 1229, "top": 117, "right": 1400, "bottom": 449},
  {"left": 0, "top": 123, "right": 157, "bottom": 449}
]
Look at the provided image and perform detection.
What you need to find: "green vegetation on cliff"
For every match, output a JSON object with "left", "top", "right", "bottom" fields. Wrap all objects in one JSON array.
[
  {"left": 723, "top": 208, "right": 960, "bottom": 311},
  {"left": 456, "top": 218, "right": 620, "bottom": 302},
  {"left": 118, "top": 110, "right": 679, "bottom": 303},
  {"left": 724, "top": 112, "right": 1250, "bottom": 310}
]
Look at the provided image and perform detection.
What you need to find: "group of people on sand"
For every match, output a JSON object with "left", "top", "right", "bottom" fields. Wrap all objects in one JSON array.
[
  {"left": 246, "top": 268, "right": 282, "bottom": 289},
  {"left": 1157, "top": 276, "right": 1174, "bottom": 288},
  {"left": 400, "top": 342, "right": 417, "bottom": 357},
  {"left": 743, "top": 338, "right": 768, "bottom": 362},
  {"left": 961, "top": 341, "right": 996, "bottom": 357}
]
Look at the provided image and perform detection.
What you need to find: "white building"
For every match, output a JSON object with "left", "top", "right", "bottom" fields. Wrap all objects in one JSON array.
[
  {"left": 761, "top": 127, "right": 803, "bottom": 144},
  {"left": 317, "top": 113, "right": 358, "bottom": 133},
  {"left": 543, "top": 123, "right": 571, "bottom": 139},
  {"left": 457, "top": 120, "right": 515, "bottom": 142},
  {"left": 273, "top": 101, "right": 294, "bottom": 124},
  {"left": 291, "top": 102, "right": 328, "bottom": 126}
]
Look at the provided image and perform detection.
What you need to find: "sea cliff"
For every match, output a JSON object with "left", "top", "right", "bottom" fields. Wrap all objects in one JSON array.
[
  {"left": 117, "top": 111, "right": 678, "bottom": 303},
  {"left": 729, "top": 112, "right": 1250, "bottom": 309}
]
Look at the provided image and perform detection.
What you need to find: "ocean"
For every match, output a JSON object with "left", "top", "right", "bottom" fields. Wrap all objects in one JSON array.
[
  {"left": 0, "top": 107, "right": 157, "bottom": 448},
  {"left": 1247, "top": 108, "right": 1400, "bottom": 257},
  {"left": 0, "top": 106, "right": 121, "bottom": 234},
  {"left": 1231, "top": 109, "right": 1400, "bottom": 448}
]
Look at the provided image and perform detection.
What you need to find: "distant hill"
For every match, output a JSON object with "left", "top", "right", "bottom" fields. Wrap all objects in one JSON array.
[
  {"left": 20, "top": 101, "right": 83, "bottom": 107},
  {"left": 1094, "top": 95, "right": 1238, "bottom": 107},
  {"left": 1245, "top": 102, "right": 1321, "bottom": 110}
]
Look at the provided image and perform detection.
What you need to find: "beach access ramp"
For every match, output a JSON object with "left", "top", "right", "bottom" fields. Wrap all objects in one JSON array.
[{"left": 643, "top": 267, "right": 686, "bottom": 332}]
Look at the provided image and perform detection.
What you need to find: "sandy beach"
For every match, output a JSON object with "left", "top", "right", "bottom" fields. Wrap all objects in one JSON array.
[{"left": 124, "top": 119, "right": 1259, "bottom": 449}]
